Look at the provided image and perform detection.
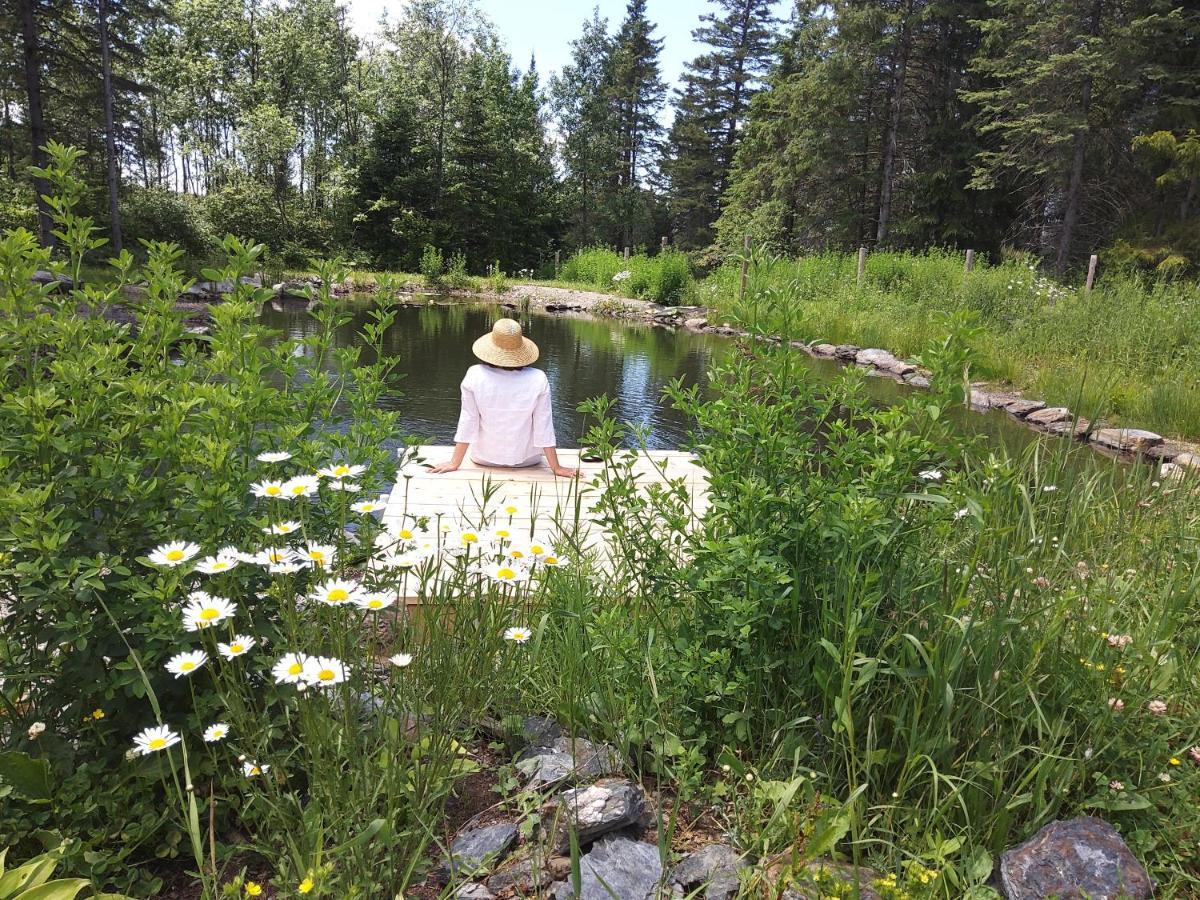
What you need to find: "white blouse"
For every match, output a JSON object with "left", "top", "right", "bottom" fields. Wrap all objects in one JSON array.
[{"left": 453, "top": 364, "right": 557, "bottom": 467}]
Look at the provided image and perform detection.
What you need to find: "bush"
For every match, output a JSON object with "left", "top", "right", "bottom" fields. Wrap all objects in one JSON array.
[
  {"left": 419, "top": 243, "right": 444, "bottom": 284},
  {"left": 121, "top": 185, "right": 218, "bottom": 261},
  {"left": 559, "top": 246, "right": 694, "bottom": 304}
]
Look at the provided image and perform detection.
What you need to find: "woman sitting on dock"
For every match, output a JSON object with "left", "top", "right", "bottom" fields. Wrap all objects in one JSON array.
[{"left": 429, "top": 318, "right": 580, "bottom": 478}]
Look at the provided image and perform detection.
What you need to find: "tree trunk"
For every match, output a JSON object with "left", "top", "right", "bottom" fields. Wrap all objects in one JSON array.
[
  {"left": 1055, "top": 0, "right": 1103, "bottom": 276},
  {"left": 1181, "top": 173, "right": 1196, "bottom": 222},
  {"left": 875, "top": 3, "right": 913, "bottom": 246},
  {"left": 98, "top": 0, "right": 122, "bottom": 251},
  {"left": 2, "top": 83, "right": 16, "bottom": 180},
  {"left": 18, "top": 0, "right": 54, "bottom": 246}
]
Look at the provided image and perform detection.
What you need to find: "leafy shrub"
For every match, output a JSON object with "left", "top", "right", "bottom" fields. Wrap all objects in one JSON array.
[
  {"left": 0, "top": 175, "right": 37, "bottom": 234},
  {"left": 121, "top": 185, "right": 217, "bottom": 261},
  {"left": 445, "top": 251, "right": 473, "bottom": 289},
  {"left": 560, "top": 246, "right": 694, "bottom": 304},
  {"left": 419, "top": 243, "right": 444, "bottom": 284}
]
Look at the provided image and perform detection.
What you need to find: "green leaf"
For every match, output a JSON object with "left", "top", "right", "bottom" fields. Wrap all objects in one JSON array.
[
  {"left": 13, "top": 878, "right": 90, "bottom": 900},
  {"left": 0, "top": 752, "right": 52, "bottom": 802},
  {"left": 0, "top": 851, "right": 60, "bottom": 898}
]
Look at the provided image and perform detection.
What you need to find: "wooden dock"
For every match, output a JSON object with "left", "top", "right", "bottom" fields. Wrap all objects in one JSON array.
[{"left": 382, "top": 446, "right": 709, "bottom": 563}]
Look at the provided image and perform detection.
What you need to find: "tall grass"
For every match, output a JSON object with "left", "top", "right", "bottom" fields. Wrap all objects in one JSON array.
[
  {"left": 559, "top": 246, "right": 694, "bottom": 305},
  {"left": 698, "top": 249, "right": 1200, "bottom": 439}
]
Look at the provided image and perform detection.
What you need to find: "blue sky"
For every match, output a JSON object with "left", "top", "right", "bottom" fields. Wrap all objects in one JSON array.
[{"left": 345, "top": 0, "right": 788, "bottom": 95}]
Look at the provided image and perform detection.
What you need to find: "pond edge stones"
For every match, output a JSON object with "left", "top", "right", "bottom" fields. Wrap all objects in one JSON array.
[{"left": 997, "top": 816, "right": 1153, "bottom": 899}]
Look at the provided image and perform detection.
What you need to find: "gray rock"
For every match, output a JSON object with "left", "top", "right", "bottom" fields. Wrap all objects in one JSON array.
[
  {"left": 683, "top": 317, "right": 708, "bottom": 330},
  {"left": 1001, "top": 398, "right": 1047, "bottom": 418},
  {"left": 855, "top": 348, "right": 899, "bottom": 369},
  {"left": 1090, "top": 428, "right": 1163, "bottom": 453},
  {"left": 998, "top": 816, "right": 1152, "bottom": 900},
  {"left": 488, "top": 858, "right": 553, "bottom": 894},
  {"left": 455, "top": 884, "right": 494, "bottom": 900},
  {"left": 517, "top": 736, "right": 622, "bottom": 788},
  {"left": 904, "top": 372, "right": 931, "bottom": 389},
  {"left": 811, "top": 342, "right": 838, "bottom": 357},
  {"left": 1175, "top": 450, "right": 1200, "bottom": 469},
  {"left": 1044, "top": 417, "right": 1091, "bottom": 440},
  {"left": 1141, "top": 439, "right": 1191, "bottom": 462},
  {"left": 1025, "top": 407, "right": 1072, "bottom": 426},
  {"left": 668, "top": 844, "right": 746, "bottom": 900},
  {"left": 553, "top": 779, "right": 646, "bottom": 851},
  {"left": 437, "top": 822, "right": 518, "bottom": 882},
  {"left": 559, "top": 835, "right": 662, "bottom": 900},
  {"left": 833, "top": 343, "right": 860, "bottom": 360},
  {"left": 30, "top": 269, "right": 72, "bottom": 291},
  {"left": 518, "top": 715, "right": 564, "bottom": 749}
]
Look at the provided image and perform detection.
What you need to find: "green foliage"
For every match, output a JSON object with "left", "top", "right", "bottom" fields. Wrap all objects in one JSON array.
[
  {"left": 0, "top": 841, "right": 132, "bottom": 900},
  {"left": 120, "top": 186, "right": 217, "bottom": 261},
  {"left": 560, "top": 246, "right": 694, "bottom": 304},
  {"left": 419, "top": 244, "right": 444, "bottom": 284}
]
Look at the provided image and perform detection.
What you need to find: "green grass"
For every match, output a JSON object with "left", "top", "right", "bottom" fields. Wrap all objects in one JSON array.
[{"left": 696, "top": 249, "right": 1200, "bottom": 441}]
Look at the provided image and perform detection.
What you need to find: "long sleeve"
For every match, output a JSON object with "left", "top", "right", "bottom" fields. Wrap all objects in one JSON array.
[
  {"left": 453, "top": 376, "right": 481, "bottom": 443},
  {"left": 531, "top": 381, "right": 555, "bottom": 448}
]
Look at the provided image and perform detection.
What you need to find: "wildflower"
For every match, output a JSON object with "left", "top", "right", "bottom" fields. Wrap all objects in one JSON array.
[
  {"left": 245, "top": 882, "right": 263, "bottom": 896},
  {"left": 1033, "top": 576, "right": 1050, "bottom": 589},
  {"left": 1107, "top": 698, "right": 1125, "bottom": 712},
  {"left": 252, "top": 547, "right": 300, "bottom": 567},
  {"left": 182, "top": 595, "right": 236, "bottom": 631},
  {"left": 1106, "top": 633, "right": 1133, "bottom": 650},
  {"left": 450, "top": 529, "right": 482, "bottom": 549},
  {"left": 299, "top": 876, "right": 315, "bottom": 894},
  {"left": 250, "top": 480, "right": 287, "bottom": 499},
  {"left": 1109, "top": 780, "right": 1125, "bottom": 791},
  {"left": 243, "top": 760, "right": 269, "bottom": 777},
  {"left": 269, "top": 560, "right": 304, "bottom": 575},
  {"left": 283, "top": 475, "right": 321, "bottom": 498},
  {"left": 389, "top": 653, "right": 413, "bottom": 668},
  {"left": 1188, "top": 746, "right": 1200, "bottom": 765},
  {"left": 257, "top": 450, "right": 292, "bottom": 463},
  {"left": 218, "top": 635, "right": 257, "bottom": 659},
  {"left": 953, "top": 507, "right": 969, "bottom": 520},
  {"left": 379, "top": 551, "right": 424, "bottom": 570},
  {"left": 326, "top": 480, "right": 361, "bottom": 492},
  {"left": 540, "top": 553, "right": 568, "bottom": 567},
  {"left": 918, "top": 469, "right": 942, "bottom": 481},
  {"left": 273, "top": 653, "right": 310, "bottom": 685},
  {"left": 318, "top": 463, "right": 366, "bottom": 480},
  {"left": 501, "top": 502, "right": 521, "bottom": 516},
  {"left": 132, "top": 725, "right": 181, "bottom": 755},
  {"left": 264, "top": 520, "right": 302, "bottom": 535},
  {"left": 351, "top": 496, "right": 388, "bottom": 514},
  {"left": 1169, "top": 756, "right": 1181, "bottom": 766},
  {"left": 527, "top": 539, "right": 549, "bottom": 558},
  {"left": 1147, "top": 699, "right": 1168, "bottom": 716},
  {"left": 488, "top": 563, "right": 527, "bottom": 584},
  {"left": 303, "top": 656, "right": 349, "bottom": 687},
  {"left": 354, "top": 593, "right": 394, "bottom": 611},
  {"left": 1159, "top": 772, "right": 1172, "bottom": 783},
  {"left": 89, "top": 709, "right": 105, "bottom": 720},
  {"left": 504, "top": 626, "right": 532, "bottom": 643},
  {"left": 300, "top": 543, "right": 337, "bottom": 569},
  {"left": 149, "top": 540, "right": 201, "bottom": 567},
  {"left": 27, "top": 721, "right": 46, "bottom": 739},
  {"left": 203, "top": 723, "right": 230, "bottom": 743},
  {"left": 309, "top": 578, "right": 360, "bottom": 606},
  {"left": 489, "top": 526, "right": 514, "bottom": 543},
  {"left": 389, "top": 523, "right": 423, "bottom": 541},
  {"left": 166, "top": 650, "right": 208, "bottom": 678},
  {"left": 1043, "top": 485, "right": 1058, "bottom": 492}
]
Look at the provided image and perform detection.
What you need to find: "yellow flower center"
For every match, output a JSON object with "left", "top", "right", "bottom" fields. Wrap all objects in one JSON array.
[
  {"left": 91, "top": 709, "right": 104, "bottom": 719},
  {"left": 265, "top": 485, "right": 281, "bottom": 495},
  {"left": 398, "top": 529, "right": 413, "bottom": 539},
  {"left": 200, "top": 608, "right": 220, "bottom": 621},
  {"left": 505, "top": 506, "right": 517, "bottom": 514},
  {"left": 462, "top": 533, "right": 478, "bottom": 543},
  {"left": 327, "top": 588, "right": 348, "bottom": 602},
  {"left": 213, "top": 561, "right": 229, "bottom": 570},
  {"left": 511, "top": 550, "right": 524, "bottom": 558},
  {"left": 309, "top": 551, "right": 326, "bottom": 562},
  {"left": 288, "top": 662, "right": 303, "bottom": 675},
  {"left": 544, "top": 556, "right": 558, "bottom": 566},
  {"left": 181, "top": 661, "right": 195, "bottom": 671},
  {"left": 334, "top": 466, "right": 350, "bottom": 475},
  {"left": 498, "top": 567, "right": 516, "bottom": 580},
  {"left": 299, "top": 878, "right": 314, "bottom": 894},
  {"left": 291, "top": 485, "right": 305, "bottom": 494},
  {"left": 166, "top": 549, "right": 184, "bottom": 561},
  {"left": 496, "top": 529, "right": 510, "bottom": 538},
  {"left": 148, "top": 737, "right": 167, "bottom": 749},
  {"left": 318, "top": 668, "right": 336, "bottom": 681},
  {"left": 368, "top": 600, "right": 383, "bottom": 609},
  {"left": 530, "top": 544, "right": 544, "bottom": 555},
  {"left": 230, "top": 644, "right": 244, "bottom": 654}
]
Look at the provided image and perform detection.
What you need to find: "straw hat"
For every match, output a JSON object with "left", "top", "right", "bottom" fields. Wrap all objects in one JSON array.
[{"left": 472, "top": 318, "right": 539, "bottom": 367}]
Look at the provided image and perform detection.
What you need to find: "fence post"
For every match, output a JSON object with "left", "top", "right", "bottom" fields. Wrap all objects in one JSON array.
[
  {"left": 857, "top": 247, "right": 867, "bottom": 286},
  {"left": 1085, "top": 254, "right": 1098, "bottom": 293},
  {"left": 964, "top": 249, "right": 975, "bottom": 273},
  {"left": 739, "top": 234, "right": 751, "bottom": 302},
  {"left": 661, "top": 235, "right": 668, "bottom": 252},
  {"left": 623, "top": 246, "right": 630, "bottom": 262},
  {"left": 554, "top": 249, "right": 560, "bottom": 278}
]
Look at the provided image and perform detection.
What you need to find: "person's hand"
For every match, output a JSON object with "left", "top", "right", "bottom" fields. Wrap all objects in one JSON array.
[
  {"left": 428, "top": 462, "right": 459, "bottom": 474},
  {"left": 552, "top": 466, "right": 580, "bottom": 479}
]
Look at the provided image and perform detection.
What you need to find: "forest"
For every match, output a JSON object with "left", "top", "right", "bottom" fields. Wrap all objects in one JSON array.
[{"left": 1, "top": 0, "right": 1198, "bottom": 276}]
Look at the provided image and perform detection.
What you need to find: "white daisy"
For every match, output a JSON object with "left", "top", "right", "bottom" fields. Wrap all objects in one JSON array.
[
  {"left": 283, "top": 475, "right": 320, "bottom": 499},
  {"left": 953, "top": 507, "right": 970, "bottom": 520},
  {"left": 218, "top": 635, "right": 256, "bottom": 659},
  {"left": 263, "top": 520, "right": 302, "bottom": 535},
  {"left": 166, "top": 650, "right": 208, "bottom": 678},
  {"left": 351, "top": 496, "right": 388, "bottom": 514},
  {"left": 1043, "top": 484, "right": 1058, "bottom": 493},
  {"left": 132, "top": 724, "right": 180, "bottom": 755},
  {"left": 378, "top": 551, "right": 424, "bottom": 570},
  {"left": 389, "top": 653, "right": 413, "bottom": 668},
  {"left": 499, "top": 501, "right": 521, "bottom": 517},
  {"left": 326, "top": 480, "right": 362, "bottom": 493},
  {"left": 300, "top": 543, "right": 337, "bottom": 569},
  {"left": 250, "top": 480, "right": 287, "bottom": 499},
  {"left": 308, "top": 578, "right": 360, "bottom": 606},
  {"left": 148, "top": 541, "right": 201, "bottom": 567},
  {"left": 488, "top": 563, "right": 528, "bottom": 584},
  {"left": 317, "top": 463, "right": 366, "bottom": 480},
  {"left": 195, "top": 554, "right": 239, "bottom": 575},
  {"left": 203, "top": 723, "right": 230, "bottom": 743},
  {"left": 918, "top": 469, "right": 943, "bottom": 482},
  {"left": 303, "top": 656, "right": 349, "bottom": 687},
  {"left": 539, "top": 552, "right": 568, "bottom": 568},
  {"left": 251, "top": 547, "right": 300, "bottom": 567},
  {"left": 256, "top": 451, "right": 292, "bottom": 463},
  {"left": 242, "top": 760, "right": 270, "bottom": 777},
  {"left": 268, "top": 560, "right": 305, "bottom": 575},
  {"left": 272, "top": 652, "right": 310, "bottom": 684},
  {"left": 182, "top": 595, "right": 236, "bottom": 631},
  {"left": 489, "top": 526, "right": 515, "bottom": 544},
  {"left": 526, "top": 538, "right": 550, "bottom": 558},
  {"left": 448, "top": 529, "right": 483, "bottom": 550},
  {"left": 503, "top": 626, "right": 532, "bottom": 643},
  {"left": 354, "top": 593, "right": 395, "bottom": 611}
]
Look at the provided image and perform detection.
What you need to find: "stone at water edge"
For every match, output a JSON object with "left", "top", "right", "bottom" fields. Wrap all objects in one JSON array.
[
  {"left": 810, "top": 343, "right": 838, "bottom": 357},
  {"left": 833, "top": 344, "right": 860, "bottom": 360},
  {"left": 997, "top": 816, "right": 1152, "bottom": 900},
  {"left": 668, "top": 843, "right": 747, "bottom": 900},
  {"left": 1001, "top": 398, "right": 1047, "bottom": 418},
  {"left": 1090, "top": 428, "right": 1164, "bottom": 453},
  {"left": 1044, "top": 417, "right": 1092, "bottom": 440},
  {"left": 904, "top": 372, "right": 932, "bottom": 389},
  {"left": 436, "top": 822, "right": 519, "bottom": 883},
  {"left": 551, "top": 779, "right": 646, "bottom": 852},
  {"left": 551, "top": 835, "right": 663, "bottom": 900},
  {"left": 1025, "top": 406, "right": 1073, "bottom": 426}
]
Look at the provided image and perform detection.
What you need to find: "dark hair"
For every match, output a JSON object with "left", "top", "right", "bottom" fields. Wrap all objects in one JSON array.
[{"left": 482, "top": 362, "right": 527, "bottom": 371}]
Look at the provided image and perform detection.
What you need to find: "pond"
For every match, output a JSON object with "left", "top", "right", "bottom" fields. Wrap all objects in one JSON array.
[{"left": 259, "top": 297, "right": 1140, "bottom": 477}]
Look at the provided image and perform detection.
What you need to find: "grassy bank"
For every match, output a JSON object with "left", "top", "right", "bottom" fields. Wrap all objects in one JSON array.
[{"left": 694, "top": 249, "right": 1200, "bottom": 440}]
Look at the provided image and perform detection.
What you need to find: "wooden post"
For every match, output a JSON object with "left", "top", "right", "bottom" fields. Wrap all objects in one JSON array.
[
  {"left": 1085, "top": 254, "right": 1098, "bottom": 292},
  {"left": 739, "top": 233, "right": 751, "bottom": 301},
  {"left": 964, "top": 249, "right": 975, "bottom": 273},
  {"left": 623, "top": 246, "right": 630, "bottom": 262},
  {"left": 857, "top": 247, "right": 867, "bottom": 286},
  {"left": 661, "top": 235, "right": 668, "bottom": 252},
  {"left": 554, "top": 249, "right": 560, "bottom": 278}
]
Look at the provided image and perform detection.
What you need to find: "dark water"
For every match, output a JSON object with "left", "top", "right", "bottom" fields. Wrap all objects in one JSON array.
[{"left": 257, "top": 297, "right": 1135, "bottom": 475}]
